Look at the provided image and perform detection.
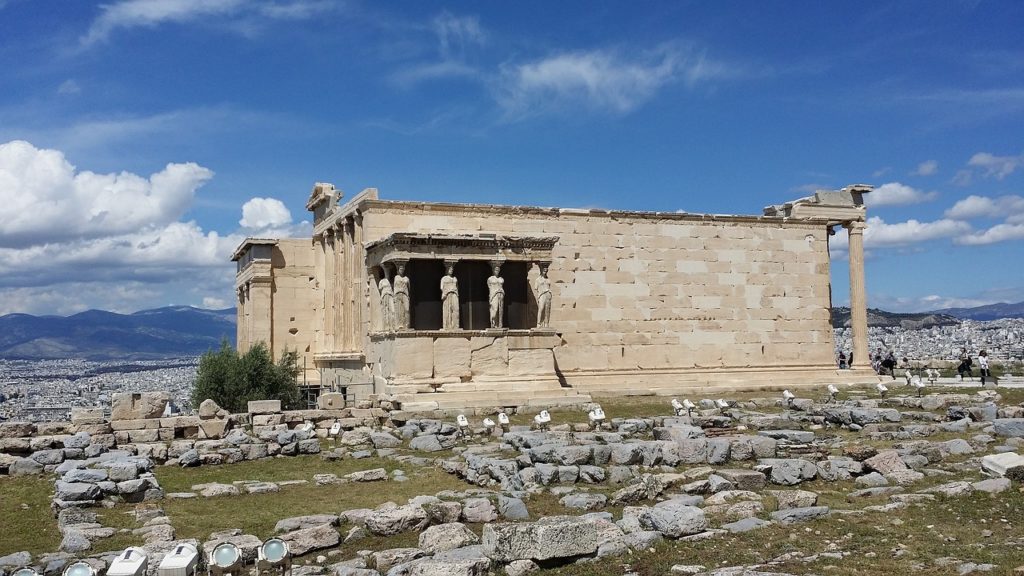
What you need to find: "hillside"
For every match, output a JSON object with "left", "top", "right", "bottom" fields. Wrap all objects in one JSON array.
[
  {"left": 830, "top": 307, "right": 960, "bottom": 329},
  {"left": 0, "top": 306, "right": 236, "bottom": 360},
  {"left": 935, "top": 300, "right": 1024, "bottom": 321}
]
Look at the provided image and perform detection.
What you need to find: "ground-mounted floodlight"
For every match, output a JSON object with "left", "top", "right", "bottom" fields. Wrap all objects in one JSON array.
[
  {"left": 456, "top": 414, "right": 471, "bottom": 438},
  {"left": 158, "top": 543, "right": 199, "bottom": 576},
  {"left": 671, "top": 398, "right": 684, "bottom": 416},
  {"left": 715, "top": 399, "right": 731, "bottom": 418},
  {"left": 534, "top": 410, "right": 551, "bottom": 431},
  {"left": 913, "top": 378, "right": 925, "bottom": 397},
  {"left": 296, "top": 422, "right": 314, "bottom": 434},
  {"left": 682, "top": 399, "right": 696, "bottom": 416},
  {"left": 209, "top": 542, "right": 243, "bottom": 576},
  {"left": 328, "top": 420, "right": 342, "bottom": 437},
  {"left": 63, "top": 562, "right": 96, "bottom": 576},
  {"left": 108, "top": 547, "right": 148, "bottom": 576},
  {"left": 904, "top": 369, "right": 913, "bottom": 386},
  {"left": 13, "top": 567, "right": 40, "bottom": 576},
  {"left": 876, "top": 382, "right": 888, "bottom": 398},
  {"left": 782, "top": 389, "right": 795, "bottom": 406},
  {"left": 497, "top": 412, "right": 510, "bottom": 433},
  {"left": 587, "top": 405, "right": 605, "bottom": 430},
  {"left": 482, "top": 417, "right": 496, "bottom": 436},
  {"left": 927, "top": 368, "right": 939, "bottom": 385},
  {"left": 256, "top": 538, "right": 291, "bottom": 576},
  {"left": 827, "top": 384, "right": 839, "bottom": 403}
]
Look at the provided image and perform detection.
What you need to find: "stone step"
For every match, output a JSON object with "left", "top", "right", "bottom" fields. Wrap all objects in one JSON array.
[{"left": 394, "top": 388, "right": 592, "bottom": 411}]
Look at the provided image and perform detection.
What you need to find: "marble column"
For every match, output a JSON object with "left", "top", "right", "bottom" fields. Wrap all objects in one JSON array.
[
  {"left": 342, "top": 219, "right": 354, "bottom": 350},
  {"left": 334, "top": 224, "right": 344, "bottom": 350},
  {"left": 845, "top": 220, "right": 869, "bottom": 368},
  {"left": 236, "top": 287, "right": 246, "bottom": 352},
  {"left": 353, "top": 212, "right": 365, "bottom": 345},
  {"left": 313, "top": 235, "right": 325, "bottom": 352},
  {"left": 324, "top": 230, "right": 336, "bottom": 351}
]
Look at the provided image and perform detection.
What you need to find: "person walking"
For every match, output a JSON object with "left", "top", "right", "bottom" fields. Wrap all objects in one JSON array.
[
  {"left": 837, "top": 351, "right": 848, "bottom": 370},
  {"left": 978, "top": 350, "right": 991, "bottom": 386}
]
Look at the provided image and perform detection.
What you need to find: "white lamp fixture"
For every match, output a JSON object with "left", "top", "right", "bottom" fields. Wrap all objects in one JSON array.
[
  {"left": 456, "top": 414, "right": 471, "bottom": 437},
  {"left": 587, "top": 405, "right": 605, "bottom": 429},
  {"left": 534, "top": 410, "right": 551, "bottom": 431},
  {"left": 296, "top": 422, "right": 314, "bottom": 434},
  {"left": 497, "top": 412, "right": 510, "bottom": 432},
  {"left": 782, "top": 389, "right": 795, "bottom": 405},
  {"left": 482, "top": 417, "right": 496, "bottom": 431},
  {"left": 913, "top": 378, "right": 925, "bottom": 397},
  {"left": 158, "top": 543, "right": 199, "bottom": 576},
  {"left": 63, "top": 563, "right": 96, "bottom": 576},
  {"left": 257, "top": 538, "right": 290, "bottom": 576},
  {"left": 209, "top": 542, "right": 242, "bottom": 576},
  {"left": 671, "top": 398, "right": 684, "bottom": 416},
  {"left": 682, "top": 399, "right": 696, "bottom": 415},
  {"left": 827, "top": 384, "right": 839, "bottom": 402},
  {"left": 876, "top": 382, "right": 888, "bottom": 397},
  {"left": 715, "top": 399, "right": 729, "bottom": 410},
  {"left": 108, "top": 547, "right": 148, "bottom": 576},
  {"left": 13, "top": 568, "right": 41, "bottom": 576},
  {"left": 328, "top": 421, "right": 342, "bottom": 437}
]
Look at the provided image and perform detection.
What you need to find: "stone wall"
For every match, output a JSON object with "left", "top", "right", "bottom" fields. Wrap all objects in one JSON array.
[{"left": 359, "top": 202, "right": 837, "bottom": 393}]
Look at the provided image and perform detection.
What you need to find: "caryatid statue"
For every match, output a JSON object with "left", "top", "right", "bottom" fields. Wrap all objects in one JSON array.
[
  {"left": 534, "top": 264, "right": 551, "bottom": 328},
  {"left": 441, "top": 262, "right": 460, "bottom": 330},
  {"left": 487, "top": 262, "right": 505, "bottom": 329},
  {"left": 393, "top": 262, "right": 410, "bottom": 329},
  {"left": 378, "top": 270, "right": 395, "bottom": 331}
]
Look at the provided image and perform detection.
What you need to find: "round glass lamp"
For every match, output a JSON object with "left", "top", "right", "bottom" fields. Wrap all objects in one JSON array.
[
  {"left": 212, "top": 543, "right": 240, "bottom": 569},
  {"left": 260, "top": 539, "right": 289, "bottom": 564}
]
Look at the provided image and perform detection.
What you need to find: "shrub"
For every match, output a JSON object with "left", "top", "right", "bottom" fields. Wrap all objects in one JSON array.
[{"left": 191, "top": 340, "right": 300, "bottom": 412}]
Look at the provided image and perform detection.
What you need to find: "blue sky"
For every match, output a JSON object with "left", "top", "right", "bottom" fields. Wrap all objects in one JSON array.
[{"left": 0, "top": 1, "right": 1022, "bottom": 315}]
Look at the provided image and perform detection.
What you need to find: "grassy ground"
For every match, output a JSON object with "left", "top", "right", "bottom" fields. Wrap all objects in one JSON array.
[{"left": 0, "top": 475, "right": 60, "bottom": 556}]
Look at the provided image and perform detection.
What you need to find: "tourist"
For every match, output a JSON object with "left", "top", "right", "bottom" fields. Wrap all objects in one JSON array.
[
  {"left": 978, "top": 350, "right": 991, "bottom": 386},
  {"left": 881, "top": 351, "right": 896, "bottom": 379},
  {"left": 837, "top": 351, "right": 848, "bottom": 369},
  {"left": 957, "top": 348, "right": 973, "bottom": 381}
]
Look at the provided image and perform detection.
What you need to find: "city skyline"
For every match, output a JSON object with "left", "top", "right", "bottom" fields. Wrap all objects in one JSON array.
[{"left": 1, "top": 1, "right": 1023, "bottom": 315}]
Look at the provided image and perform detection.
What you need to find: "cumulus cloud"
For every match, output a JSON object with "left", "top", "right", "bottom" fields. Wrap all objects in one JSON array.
[
  {"left": 911, "top": 160, "right": 938, "bottom": 176},
  {"left": 945, "top": 194, "right": 1024, "bottom": 222},
  {"left": 866, "top": 182, "right": 937, "bottom": 207},
  {"left": 0, "top": 140, "right": 251, "bottom": 314},
  {"left": 495, "top": 44, "right": 737, "bottom": 118},
  {"left": 0, "top": 140, "right": 213, "bottom": 248},
  {"left": 955, "top": 223, "right": 1024, "bottom": 246},
  {"left": 968, "top": 151, "right": 1023, "bottom": 180},
  {"left": 829, "top": 216, "right": 971, "bottom": 250},
  {"left": 240, "top": 197, "right": 292, "bottom": 230}
]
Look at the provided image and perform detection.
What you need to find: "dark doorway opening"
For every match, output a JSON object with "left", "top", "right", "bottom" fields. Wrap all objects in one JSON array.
[
  {"left": 457, "top": 261, "right": 491, "bottom": 330},
  {"left": 409, "top": 260, "right": 444, "bottom": 330},
  {"left": 503, "top": 262, "right": 530, "bottom": 329}
]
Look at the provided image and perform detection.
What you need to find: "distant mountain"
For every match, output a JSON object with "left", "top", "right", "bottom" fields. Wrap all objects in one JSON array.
[
  {"left": 831, "top": 307, "right": 960, "bottom": 329},
  {"left": 934, "top": 301, "right": 1024, "bottom": 321},
  {"left": 0, "top": 306, "right": 236, "bottom": 360}
]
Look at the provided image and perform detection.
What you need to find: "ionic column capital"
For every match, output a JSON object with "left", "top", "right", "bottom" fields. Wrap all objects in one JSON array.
[{"left": 843, "top": 220, "right": 867, "bottom": 234}]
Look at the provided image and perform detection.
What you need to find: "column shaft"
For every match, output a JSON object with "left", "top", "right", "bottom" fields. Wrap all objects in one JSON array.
[{"left": 846, "top": 221, "right": 870, "bottom": 367}]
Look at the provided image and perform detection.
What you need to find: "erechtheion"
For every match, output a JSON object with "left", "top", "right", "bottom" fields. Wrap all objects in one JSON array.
[{"left": 232, "top": 184, "right": 879, "bottom": 410}]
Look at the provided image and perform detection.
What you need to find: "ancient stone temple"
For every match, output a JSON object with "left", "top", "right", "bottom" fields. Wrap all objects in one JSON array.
[{"left": 232, "top": 183, "right": 879, "bottom": 410}]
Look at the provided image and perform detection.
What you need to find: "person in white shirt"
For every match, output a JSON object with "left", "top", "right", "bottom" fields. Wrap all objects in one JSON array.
[{"left": 978, "top": 350, "right": 991, "bottom": 386}]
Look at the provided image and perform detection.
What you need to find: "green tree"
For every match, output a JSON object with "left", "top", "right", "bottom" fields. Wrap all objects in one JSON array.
[{"left": 191, "top": 340, "right": 301, "bottom": 412}]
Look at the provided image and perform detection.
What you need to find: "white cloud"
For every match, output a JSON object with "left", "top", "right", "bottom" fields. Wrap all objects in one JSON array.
[
  {"left": 911, "top": 160, "right": 938, "bottom": 176},
  {"left": 968, "top": 151, "right": 1023, "bottom": 180},
  {"left": 433, "top": 12, "right": 484, "bottom": 60},
  {"left": 202, "top": 296, "right": 230, "bottom": 309},
  {"left": 955, "top": 223, "right": 1024, "bottom": 246},
  {"left": 57, "top": 79, "right": 81, "bottom": 95},
  {"left": 495, "top": 44, "right": 736, "bottom": 118},
  {"left": 870, "top": 293, "right": 1009, "bottom": 313},
  {"left": 80, "top": 0, "right": 335, "bottom": 46},
  {"left": 240, "top": 197, "right": 292, "bottom": 229},
  {"left": 945, "top": 194, "right": 1024, "bottom": 221},
  {"left": 829, "top": 216, "right": 971, "bottom": 250},
  {"left": 0, "top": 140, "right": 213, "bottom": 247},
  {"left": 867, "top": 182, "right": 937, "bottom": 207}
]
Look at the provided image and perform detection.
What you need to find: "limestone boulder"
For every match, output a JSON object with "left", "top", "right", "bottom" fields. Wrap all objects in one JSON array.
[
  {"left": 482, "top": 516, "right": 601, "bottom": 562},
  {"left": 639, "top": 500, "right": 707, "bottom": 538},
  {"left": 863, "top": 450, "right": 908, "bottom": 475},
  {"left": 461, "top": 498, "right": 498, "bottom": 523},
  {"left": 759, "top": 458, "right": 817, "bottom": 486},
  {"left": 418, "top": 523, "right": 480, "bottom": 553},
  {"left": 767, "top": 490, "right": 818, "bottom": 510},
  {"left": 993, "top": 419, "right": 1024, "bottom": 438},
  {"left": 275, "top": 514, "right": 339, "bottom": 533},
  {"left": 111, "top": 392, "right": 169, "bottom": 421},
  {"left": 279, "top": 523, "right": 340, "bottom": 556},
  {"left": 365, "top": 504, "right": 428, "bottom": 536},
  {"left": 770, "top": 506, "right": 830, "bottom": 524},
  {"left": 55, "top": 481, "right": 101, "bottom": 502}
]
